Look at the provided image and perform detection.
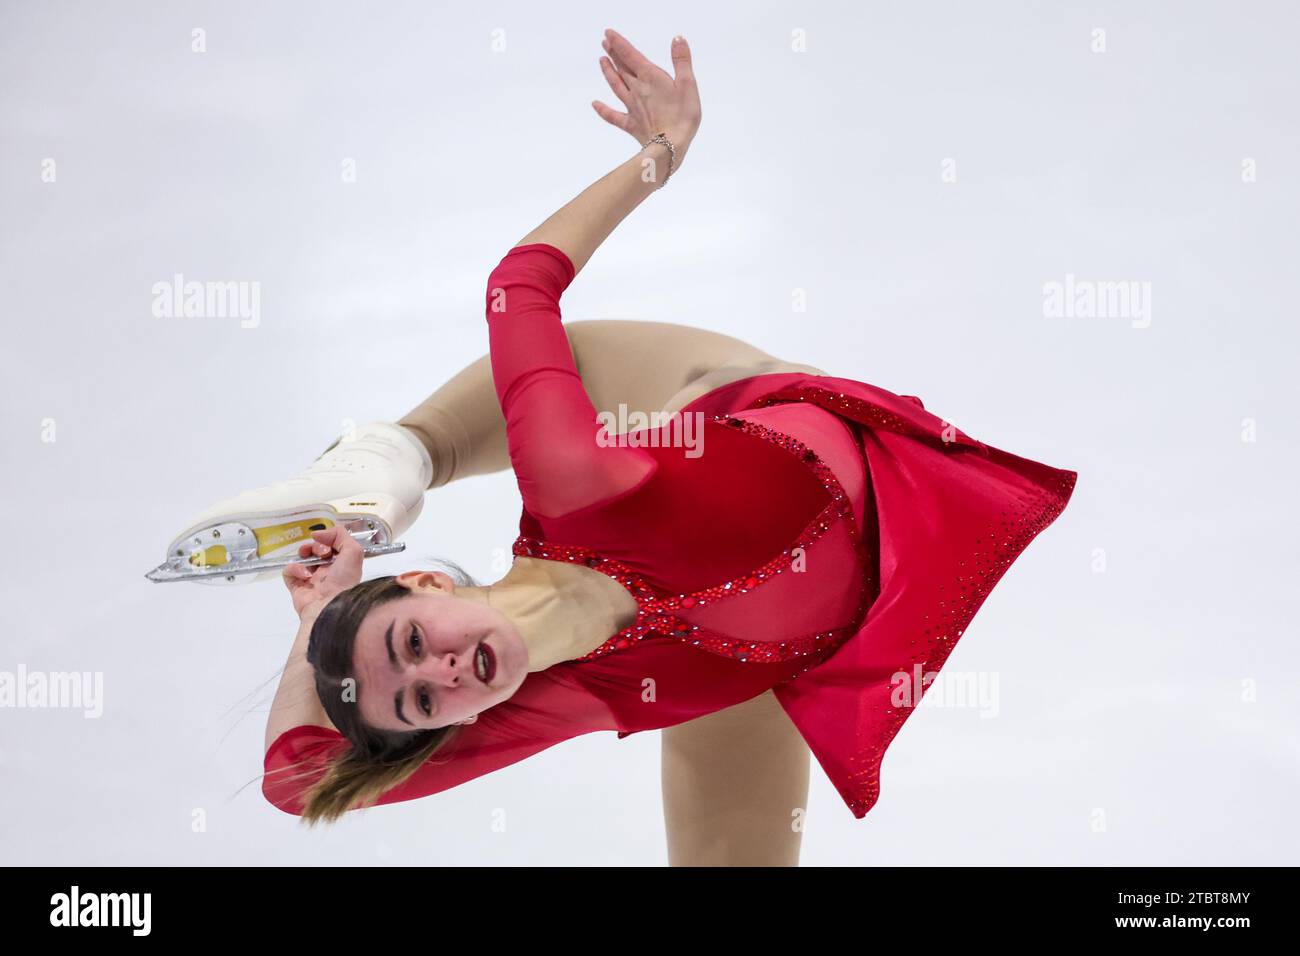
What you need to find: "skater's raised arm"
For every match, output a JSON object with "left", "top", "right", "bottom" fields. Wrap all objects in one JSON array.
[
  {"left": 485, "top": 33, "right": 699, "bottom": 519},
  {"left": 514, "top": 30, "right": 699, "bottom": 273},
  {"left": 398, "top": 35, "right": 820, "bottom": 494}
]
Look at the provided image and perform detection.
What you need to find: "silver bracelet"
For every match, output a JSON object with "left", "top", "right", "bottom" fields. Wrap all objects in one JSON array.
[{"left": 641, "top": 132, "right": 676, "bottom": 186}]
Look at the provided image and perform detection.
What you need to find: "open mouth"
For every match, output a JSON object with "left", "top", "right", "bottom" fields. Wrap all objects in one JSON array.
[{"left": 474, "top": 641, "right": 497, "bottom": 685}]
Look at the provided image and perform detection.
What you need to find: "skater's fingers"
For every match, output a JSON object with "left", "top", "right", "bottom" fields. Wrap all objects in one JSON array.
[
  {"left": 311, "top": 525, "right": 358, "bottom": 553},
  {"left": 599, "top": 54, "right": 633, "bottom": 107},
  {"left": 670, "top": 34, "right": 695, "bottom": 85},
  {"left": 601, "top": 33, "right": 638, "bottom": 80},
  {"left": 592, "top": 99, "right": 632, "bottom": 133},
  {"left": 605, "top": 29, "right": 664, "bottom": 83},
  {"left": 311, "top": 526, "right": 343, "bottom": 546},
  {"left": 281, "top": 563, "right": 311, "bottom": 586}
]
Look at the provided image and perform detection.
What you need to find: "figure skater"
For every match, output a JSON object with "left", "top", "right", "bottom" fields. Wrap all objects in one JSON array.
[{"left": 154, "top": 29, "right": 1076, "bottom": 866}]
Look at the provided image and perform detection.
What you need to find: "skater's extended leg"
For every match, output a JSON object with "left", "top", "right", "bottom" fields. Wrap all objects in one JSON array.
[
  {"left": 154, "top": 319, "right": 821, "bottom": 582},
  {"left": 398, "top": 318, "right": 820, "bottom": 488},
  {"left": 397, "top": 352, "right": 512, "bottom": 490},
  {"left": 661, "top": 688, "right": 812, "bottom": 866}
]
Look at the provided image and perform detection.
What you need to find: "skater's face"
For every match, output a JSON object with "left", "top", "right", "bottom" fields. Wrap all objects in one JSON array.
[{"left": 349, "top": 571, "right": 527, "bottom": 732}]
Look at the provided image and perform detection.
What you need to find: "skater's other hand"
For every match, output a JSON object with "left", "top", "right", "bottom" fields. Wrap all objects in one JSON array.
[
  {"left": 593, "top": 30, "right": 699, "bottom": 167},
  {"left": 282, "top": 526, "right": 364, "bottom": 618}
]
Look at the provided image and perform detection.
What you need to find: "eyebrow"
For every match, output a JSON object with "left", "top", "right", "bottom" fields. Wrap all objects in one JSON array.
[
  {"left": 385, "top": 620, "right": 414, "bottom": 726},
  {"left": 385, "top": 621, "right": 399, "bottom": 672}
]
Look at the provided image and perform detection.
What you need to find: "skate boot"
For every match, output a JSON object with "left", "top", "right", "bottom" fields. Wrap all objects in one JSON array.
[{"left": 146, "top": 421, "right": 433, "bottom": 584}]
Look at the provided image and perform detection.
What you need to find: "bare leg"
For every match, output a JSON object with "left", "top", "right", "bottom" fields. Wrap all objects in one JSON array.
[
  {"left": 660, "top": 689, "right": 812, "bottom": 867},
  {"left": 398, "top": 319, "right": 806, "bottom": 489},
  {"left": 398, "top": 352, "right": 511, "bottom": 489}
]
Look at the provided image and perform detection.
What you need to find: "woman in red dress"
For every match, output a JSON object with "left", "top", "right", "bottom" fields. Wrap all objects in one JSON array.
[{"left": 191, "top": 31, "right": 1074, "bottom": 864}]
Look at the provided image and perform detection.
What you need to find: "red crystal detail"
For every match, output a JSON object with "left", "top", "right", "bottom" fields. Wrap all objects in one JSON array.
[{"left": 511, "top": 386, "right": 885, "bottom": 665}]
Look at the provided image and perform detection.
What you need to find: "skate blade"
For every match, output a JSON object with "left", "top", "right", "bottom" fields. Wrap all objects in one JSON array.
[{"left": 145, "top": 537, "right": 405, "bottom": 583}]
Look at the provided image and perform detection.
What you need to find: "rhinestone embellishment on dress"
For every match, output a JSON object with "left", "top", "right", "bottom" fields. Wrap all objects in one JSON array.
[
  {"left": 511, "top": 399, "right": 877, "bottom": 675},
  {"left": 513, "top": 382, "right": 1074, "bottom": 817}
]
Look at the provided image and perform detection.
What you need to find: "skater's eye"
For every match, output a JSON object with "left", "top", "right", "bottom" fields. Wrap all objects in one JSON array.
[
  {"left": 409, "top": 624, "right": 422, "bottom": 656},
  {"left": 417, "top": 686, "right": 433, "bottom": 718}
]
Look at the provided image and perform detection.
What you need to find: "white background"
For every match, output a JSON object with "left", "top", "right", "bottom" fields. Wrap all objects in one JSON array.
[{"left": 2, "top": 1, "right": 1296, "bottom": 865}]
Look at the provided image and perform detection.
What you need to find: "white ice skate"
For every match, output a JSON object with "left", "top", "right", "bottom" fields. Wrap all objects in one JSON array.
[{"left": 146, "top": 421, "right": 433, "bottom": 584}]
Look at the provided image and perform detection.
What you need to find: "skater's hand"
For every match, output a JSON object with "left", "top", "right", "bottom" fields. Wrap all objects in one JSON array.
[
  {"left": 282, "top": 526, "right": 364, "bottom": 618},
  {"left": 593, "top": 30, "right": 699, "bottom": 167}
]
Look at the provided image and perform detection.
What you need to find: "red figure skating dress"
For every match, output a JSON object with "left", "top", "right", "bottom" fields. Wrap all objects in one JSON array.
[{"left": 264, "top": 243, "right": 1077, "bottom": 818}]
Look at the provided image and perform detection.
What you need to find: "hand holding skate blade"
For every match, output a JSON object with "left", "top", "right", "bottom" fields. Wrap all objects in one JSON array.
[
  {"left": 145, "top": 522, "right": 403, "bottom": 584},
  {"left": 279, "top": 526, "right": 369, "bottom": 615},
  {"left": 145, "top": 421, "right": 432, "bottom": 585}
]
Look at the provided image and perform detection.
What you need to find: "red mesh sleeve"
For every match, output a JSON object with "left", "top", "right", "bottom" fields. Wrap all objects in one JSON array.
[{"left": 485, "top": 243, "right": 657, "bottom": 519}]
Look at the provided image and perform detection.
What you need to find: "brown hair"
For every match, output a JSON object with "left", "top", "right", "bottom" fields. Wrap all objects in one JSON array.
[{"left": 294, "top": 565, "right": 475, "bottom": 824}]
